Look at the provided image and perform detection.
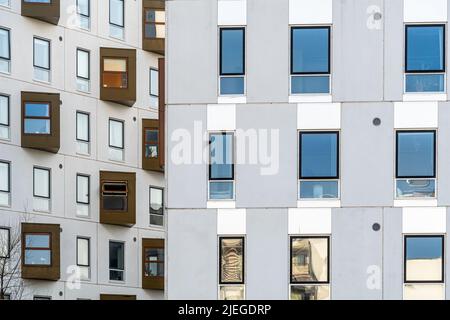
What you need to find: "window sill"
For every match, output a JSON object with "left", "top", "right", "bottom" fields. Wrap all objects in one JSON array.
[
  {"left": 394, "top": 199, "right": 438, "bottom": 207},
  {"left": 297, "top": 199, "right": 340, "bottom": 208},
  {"left": 403, "top": 93, "right": 447, "bottom": 102},
  {"left": 289, "top": 94, "right": 332, "bottom": 103},
  {"left": 218, "top": 96, "right": 246, "bottom": 104},
  {"left": 207, "top": 200, "right": 236, "bottom": 209}
]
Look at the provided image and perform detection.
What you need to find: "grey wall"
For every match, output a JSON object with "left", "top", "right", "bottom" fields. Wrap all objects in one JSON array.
[
  {"left": 341, "top": 102, "right": 394, "bottom": 207},
  {"left": 167, "top": 209, "right": 218, "bottom": 299},
  {"left": 438, "top": 102, "right": 450, "bottom": 206},
  {"left": 332, "top": 208, "right": 383, "bottom": 300},
  {"left": 246, "top": 209, "right": 289, "bottom": 299},
  {"left": 447, "top": 208, "right": 450, "bottom": 300},
  {"left": 246, "top": 0, "right": 289, "bottom": 103},
  {"left": 332, "top": 0, "right": 384, "bottom": 102},
  {"left": 236, "top": 104, "right": 297, "bottom": 208}
]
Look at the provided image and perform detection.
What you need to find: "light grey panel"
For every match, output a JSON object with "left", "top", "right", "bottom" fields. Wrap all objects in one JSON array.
[
  {"left": 438, "top": 102, "right": 450, "bottom": 206},
  {"left": 382, "top": 207, "right": 403, "bottom": 300},
  {"left": 332, "top": 208, "right": 383, "bottom": 300},
  {"left": 246, "top": 209, "right": 289, "bottom": 299},
  {"left": 167, "top": 105, "right": 208, "bottom": 208},
  {"left": 384, "top": 0, "right": 404, "bottom": 101},
  {"left": 167, "top": 209, "right": 217, "bottom": 299},
  {"left": 235, "top": 104, "right": 297, "bottom": 208},
  {"left": 166, "top": 0, "right": 218, "bottom": 104},
  {"left": 341, "top": 102, "right": 394, "bottom": 207},
  {"left": 332, "top": 0, "right": 384, "bottom": 102},
  {"left": 246, "top": 0, "right": 289, "bottom": 103},
  {"left": 447, "top": 208, "right": 450, "bottom": 300}
]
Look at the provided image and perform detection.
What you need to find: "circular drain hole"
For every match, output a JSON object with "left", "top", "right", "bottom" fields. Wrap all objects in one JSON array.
[
  {"left": 372, "top": 223, "right": 381, "bottom": 231},
  {"left": 373, "top": 118, "right": 381, "bottom": 126}
]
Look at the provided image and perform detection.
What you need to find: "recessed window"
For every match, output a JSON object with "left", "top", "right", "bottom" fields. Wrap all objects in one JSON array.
[
  {"left": 0, "top": 227, "right": 10, "bottom": 259},
  {"left": 0, "top": 161, "right": 10, "bottom": 207},
  {"left": 76, "top": 48, "right": 90, "bottom": 92},
  {"left": 144, "top": 129, "right": 158, "bottom": 159},
  {"left": 109, "top": 119, "right": 124, "bottom": 161},
  {"left": 109, "top": 241, "right": 125, "bottom": 281},
  {"left": 33, "top": 37, "right": 50, "bottom": 82},
  {"left": 76, "top": 174, "right": 90, "bottom": 217},
  {"left": 149, "top": 187, "right": 163, "bottom": 226},
  {"left": 24, "top": 102, "right": 50, "bottom": 135},
  {"left": 76, "top": 0, "right": 90, "bottom": 30},
  {"left": 24, "top": 233, "right": 51, "bottom": 266},
  {"left": 219, "top": 28, "right": 245, "bottom": 96},
  {"left": 0, "top": 95, "right": 10, "bottom": 140},
  {"left": 219, "top": 237, "right": 244, "bottom": 300},
  {"left": 209, "top": 133, "right": 234, "bottom": 200},
  {"left": 143, "top": 240, "right": 164, "bottom": 288},
  {"left": 396, "top": 131, "right": 436, "bottom": 198},
  {"left": 76, "top": 111, "right": 90, "bottom": 155},
  {"left": 299, "top": 132, "right": 339, "bottom": 199},
  {"left": 291, "top": 27, "right": 331, "bottom": 94},
  {"left": 0, "top": 28, "right": 10, "bottom": 74},
  {"left": 103, "top": 58, "right": 127, "bottom": 89},
  {"left": 102, "top": 181, "right": 128, "bottom": 212},
  {"left": 109, "top": 0, "right": 124, "bottom": 40},
  {"left": 144, "top": 8, "right": 165, "bottom": 39},
  {"left": 149, "top": 68, "right": 158, "bottom": 107},
  {"left": 33, "top": 167, "right": 50, "bottom": 212},
  {"left": 405, "top": 25, "right": 445, "bottom": 93},
  {"left": 77, "top": 237, "right": 90, "bottom": 280}
]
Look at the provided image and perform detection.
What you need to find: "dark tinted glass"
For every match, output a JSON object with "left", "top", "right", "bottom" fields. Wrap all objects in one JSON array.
[
  {"left": 397, "top": 132, "right": 435, "bottom": 178},
  {"left": 220, "top": 29, "right": 244, "bottom": 75},
  {"left": 300, "top": 133, "right": 338, "bottom": 178}
]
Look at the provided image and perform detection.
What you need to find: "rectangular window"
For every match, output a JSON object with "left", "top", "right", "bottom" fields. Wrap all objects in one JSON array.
[
  {"left": 291, "top": 27, "right": 331, "bottom": 94},
  {"left": 24, "top": 102, "right": 51, "bottom": 135},
  {"left": 33, "top": 37, "right": 50, "bottom": 82},
  {"left": 396, "top": 131, "right": 436, "bottom": 198},
  {"left": 209, "top": 133, "right": 234, "bottom": 200},
  {"left": 102, "top": 58, "right": 128, "bottom": 89},
  {"left": 109, "top": 241, "right": 124, "bottom": 281},
  {"left": 76, "top": 48, "right": 90, "bottom": 92},
  {"left": 102, "top": 181, "right": 128, "bottom": 211},
  {"left": 76, "top": 174, "right": 90, "bottom": 217},
  {"left": 299, "top": 132, "right": 339, "bottom": 199},
  {"left": 109, "top": 119, "right": 124, "bottom": 161},
  {"left": 109, "top": 0, "right": 124, "bottom": 40},
  {"left": 76, "top": 0, "right": 90, "bottom": 30},
  {"left": 0, "top": 227, "right": 10, "bottom": 259},
  {"left": 0, "top": 95, "right": 10, "bottom": 140},
  {"left": 144, "top": 244, "right": 164, "bottom": 278},
  {"left": 77, "top": 237, "right": 90, "bottom": 280},
  {"left": 219, "top": 28, "right": 245, "bottom": 95},
  {"left": 0, "top": 1, "right": 10, "bottom": 8},
  {"left": 0, "top": 27, "right": 10, "bottom": 73},
  {"left": 144, "top": 128, "right": 158, "bottom": 159},
  {"left": 24, "top": 233, "right": 51, "bottom": 266},
  {"left": 149, "top": 187, "right": 163, "bottom": 226},
  {"left": 33, "top": 167, "right": 50, "bottom": 199},
  {"left": 219, "top": 237, "right": 244, "bottom": 300},
  {"left": 144, "top": 8, "right": 165, "bottom": 39},
  {"left": 76, "top": 111, "right": 89, "bottom": 155},
  {"left": 0, "top": 161, "right": 10, "bottom": 207},
  {"left": 405, "top": 25, "right": 445, "bottom": 93},
  {"left": 149, "top": 68, "right": 159, "bottom": 107}
]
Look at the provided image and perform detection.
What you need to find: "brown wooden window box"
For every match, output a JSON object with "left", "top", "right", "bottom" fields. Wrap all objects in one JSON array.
[
  {"left": 142, "top": 238, "right": 164, "bottom": 290},
  {"left": 21, "top": 0, "right": 60, "bottom": 25}
]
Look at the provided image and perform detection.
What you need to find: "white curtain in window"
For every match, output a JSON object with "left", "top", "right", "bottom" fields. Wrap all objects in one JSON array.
[
  {"left": 34, "top": 38, "right": 50, "bottom": 69},
  {"left": 76, "top": 175, "right": 89, "bottom": 204},
  {"left": 77, "top": 238, "right": 89, "bottom": 266},
  {"left": 104, "top": 58, "right": 126, "bottom": 72},
  {"left": 77, "top": 50, "right": 89, "bottom": 79},
  {"left": 34, "top": 168, "right": 50, "bottom": 198},
  {"left": 150, "top": 187, "right": 162, "bottom": 211},
  {"left": 76, "top": 112, "right": 89, "bottom": 141},
  {"left": 0, "top": 162, "right": 9, "bottom": 192},
  {"left": 109, "top": 120, "right": 123, "bottom": 148},
  {"left": 150, "top": 69, "right": 159, "bottom": 96},
  {"left": 0, "top": 96, "right": 8, "bottom": 125}
]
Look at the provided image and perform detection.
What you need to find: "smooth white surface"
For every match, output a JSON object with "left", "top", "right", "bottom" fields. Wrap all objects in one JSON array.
[
  {"left": 297, "top": 103, "right": 341, "bottom": 130},
  {"left": 403, "top": 93, "right": 447, "bottom": 102},
  {"left": 218, "top": 96, "right": 247, "bottom": 104},
  {"left": 394, "top": 102, "right": 438, "bottom": 129},
  {"left": 289, "top": 95, "right": 332, "bottom": 103},
  {"left": 403, "top": 207, "right": 446, "bottom": 233},
  {"left": 289, "top": 0, "right": 333, "bottom": 24},
  {"left": 297, "top": 200, "right": 341, "bottom": 208},
  {"left": 218, "top": 0, "right": 247, "bottom": 26},
  {"left": 394, "top": 199, "right": 438, "bottom": 207},
  {"left": 404, "top": 0, "right": 447, "bottom": 22},
  {"left": 207, "top": 201, "right": 236, "bottom": 209},
  {"left": 217, "top": 209, "right": 246, "bottom": 234},
  {"left": 207, "top": 104, "right": 236, "bottom": 131},
  {"left": 289, "top": 208, "right": 331, "bottom": 234}
]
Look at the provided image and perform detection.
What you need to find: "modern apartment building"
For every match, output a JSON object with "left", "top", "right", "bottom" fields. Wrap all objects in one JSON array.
[
  {"left": 166, "top": 0, "right": 450, "bottom": 300},
  {"left": 0, "top": 0, "right": 166, "bottom": 300}
]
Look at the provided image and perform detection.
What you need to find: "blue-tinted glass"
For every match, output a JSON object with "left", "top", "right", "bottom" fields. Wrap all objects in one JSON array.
[
  {"left": 299, "top": 180, "right": 338, "bottom": 199},
  {"left": 25, "top": 103, "right": 49, "bottom": 117},
  {"left": 25, "top": 250, "right": 51, "bottom": 265},
  {"left": 26, "top": 234, "right": 50, "bottom": 248},
  {"left": 220, "top": 29, "right": 244, "bottom": 75},
  {"left": 292, "top": 28, "right": 329, "bottom": 73},
  {"left": 396, "top": 179, "right": 435, "bottom": 198},
  {"left": 210, "top": 133, "right": 233, "bottom": 179},
  {"left": 209, "top": 181, "right": 234, "bottom": 200},
  {"left": 397, "top": 132, "right": 435, "bottom": 178},
  {"left": 24, "top": 119, "right": 50, "bottom": 134},
  {"left": 220, "top": 77, "right": 245, "bottom": 95},
  {"left": 300, "top": 133, "right": 338, "bottom": 178},
  {"left": 291, "top": 76, "right": 330, "bottom": 94},
  {"left": 406, "top": 237, "right": 442, "bottom": 260},
  {"left": 406, "top": 26, "right": 444, "bottom": 72},
  {"left": 405, "top": 74, "right": 445, "bottom": 92}
]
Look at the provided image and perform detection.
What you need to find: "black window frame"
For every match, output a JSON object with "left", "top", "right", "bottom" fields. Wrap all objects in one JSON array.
[
  {"left": 109, "top": 0, "right": 125, "bottom": 28},
  {"left": 76, "top": 173, "right": 90, "bottom": 205},
  {"left": 395, "top": 130, "right": 437, "bottom": 179},
  {"left": 219, "top": 236, "right": 245, "bottom": 285},
  {"left": 76, "top": 236, "right": 90, "bottom": 268},
  {"left": 299, "top": 131, "right": 339, "bottom": 180},
  {"left": 0, "top": 94, "right": 10, "bottom": 127},
  {"left": 76, "top": 111, "right": 90, "bottom": 143},
  {"left": 290, "top": 26, "right": 331, "bottom": 75},
  {"left": 109, "top": 240, "right": 125, "bottom": 281},
  {"left": 76, "top": 0, "right": 90, "bottom": 18},
  {"left": 76, "top": 48, "right": 90, "bottom": 80},
  {"left": 0, "top": 27, "right": 11, "bottom": 62},
  {"left": 404, "top": 234, "right": 445, "bottom": 284},
  {"left": 219, "top": 27, "right": 246, "bottom": 76},
  {"left": 0, "top": 227, "right": 10, "bottom": 259},
  {"left": 33, "top": 36, "right": 51, "bottom": 71},
  {"left": 108, "top": 118, "right": 124, "bottom": 150},
  {"left": 209, "top": 132, "right": 235, "bottom": 181},
  {"left": 149, "top": 186, "right": 164, "bottom": 217},
  {"left": 32, "top": 166, "right": 51, "bottom": 199},
  {"left": 0, "top": 160, "right": 10, "bottom": 194},
  {"left": 290, "top": 236, "right": 330, "bottom": 285},
  {"left": 405, "top": 24, "right": 446, "bottom": 74}
]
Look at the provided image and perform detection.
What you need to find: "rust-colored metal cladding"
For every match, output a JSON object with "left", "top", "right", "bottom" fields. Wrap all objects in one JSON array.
[
  {"left": 142, "top": 119, "right": 163, "bottom": 172},
  {"left": 142, "top": 238, "right": 164, "bottom": 290},
  {"left": 142, "top": 0, "right": 165, "bottom": 55},
  {"left": 21, "top": 0, "right": 60, "bottom": 25},
  {"left": 100, "top": 294, "right": 137, "bottom": 300},
  {"left": 158, "top": 58, "right": 165, "bottom": 170}
]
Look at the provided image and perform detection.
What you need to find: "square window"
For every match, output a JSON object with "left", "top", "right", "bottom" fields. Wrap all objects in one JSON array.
[
  {"left": 405, "top": 236, "right": 444, "bottom": 283},
  {"left": 396, "top": 131, "right": 435, "bottom": 178}
]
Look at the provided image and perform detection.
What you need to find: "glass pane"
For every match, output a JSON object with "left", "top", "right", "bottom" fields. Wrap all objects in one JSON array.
[
  {"left": 397, "top": 132, "right": 435, "bottom": 178},
  {"left": 150, "top": 214, "right": 163, "bottom": 226},
  {"left": 406, "top": 25, "right": 444, "bottom": 72},
  {"left": 145, "top": 145, "right": 158, "bottom": 158},
  {"left": 0, "top": 28, "right": 9, "bottom": 59},
  {"left": 0, "top": 162, "right": 9, "bottom": 192},
  {"left": 220, "top": 29, "right": 244, "bottom": 75},
  {"left": 291, "top": 76, "right": 330, "bottom": 94},
  {"left": 25, "top": 249, "right": 51, "bottom": 265},
  {"left": 150, "top": 69, "right": 159, "bottom": 96},
  {"left": 0, "top": 228, "right": 9, "bottom": 258},
  {"left": 144, "top": 262, "right": 164, "bottom": 277},
  {"left": 145, "top": 10, "right": 165, "bottom": 23},
  {"left": 25, "top": 103, "right": 49, "bottom": 117},
  {"left": 405, "top": 74, "right": 445, "bottom": 93},
  {"left": 77, "top": 0, "right": 89, "bottom": 16},
  {"left": 25, "top": 234, "right": 50, "bottom": 248},
  {"left": 104, "top": 58, "right": 126, "bottom": 72},
  {"left": 109, "top": 241, "right": 124, "bottom": 270},
  {"left": 77, "top": 49, "right": 89, "bottom": 79},
  {"left": 396, "top": 179, "right": 435, "bottom": 198},
  {"left": 145, "top": 248, "right": 164, "bottom": 261},
  {"left": 76, "top": 175, "right": 89, "bottom": 204},
  {"left": 300, "top": 132, "right": 338, "bottom": 178},
  {"left": 406, "top": 236, "right": 443, "bottom": 282},
  {"left": 150, "top": 187, "right": 163, "bottom": 214},
  {"left": 299, "top": 180, "right": 338, "bottom": 199},
  {"left": 404, "top": 284, "right": 444, "bottom": 300},
  {"left": 210, "top": 133, "right": 233, "bottom": 179},
  {"left": 77, "top": 238, "right": 89, "bottom": 266},
  {"left": 33, "top": 168, "right": 50, "bottom": 198},
  {"left": 76, "top": 112, "right": 89, "bottom": 141},
  {"left": 145, "top": 129, "right": 158, "bottom": 142},
  {"left": 292, "top": 27, "right": 329, "bottom": 73},
  {"left": 24, "top": 119, "right": 50, "bottom": 134},
  {"left": 0, "top": 95, "right": 8, "bottom": 125},
  {"left": 219, "top": 286, "right": 244, "bottom": 300},
  {"left": 290, "top": 285, "right": 330, "bottom": 300},
  {"left": 103, "top": 195, "right": 126, "bottom": 211},
  {"left": 34, "top": 38, "right": 50, "bottom": 69},
  {"left": 209, "top": 181, "right": 234, "bottom": 200},
  {"left": 109, "top": 120, "right": 123, "bottom": 148},
  {"left": 220, "top": 77, "right": 245, "bottom": 95},
  {"left": 109, "top": 270, "right": 124, "bottom": 281},
  {"left": 145, "top": 24, "right": 165, "bottom": 39},
  {"left": 220, "top": 238, "right": 244, "bottom": 283},
  {"left": 109, "top": 0, "right": 124, "bottom": 26},
  {"left": 291, "top": 238, "right": 328, "bottom": 283}
]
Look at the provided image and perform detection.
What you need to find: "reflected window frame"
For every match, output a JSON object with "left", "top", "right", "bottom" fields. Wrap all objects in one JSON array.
[
  {"left": 208, "top": 132, "right": 235, "bottom": 201},
  {"left": 219, "top": 236, "right": 245, "bottom": 285}
]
